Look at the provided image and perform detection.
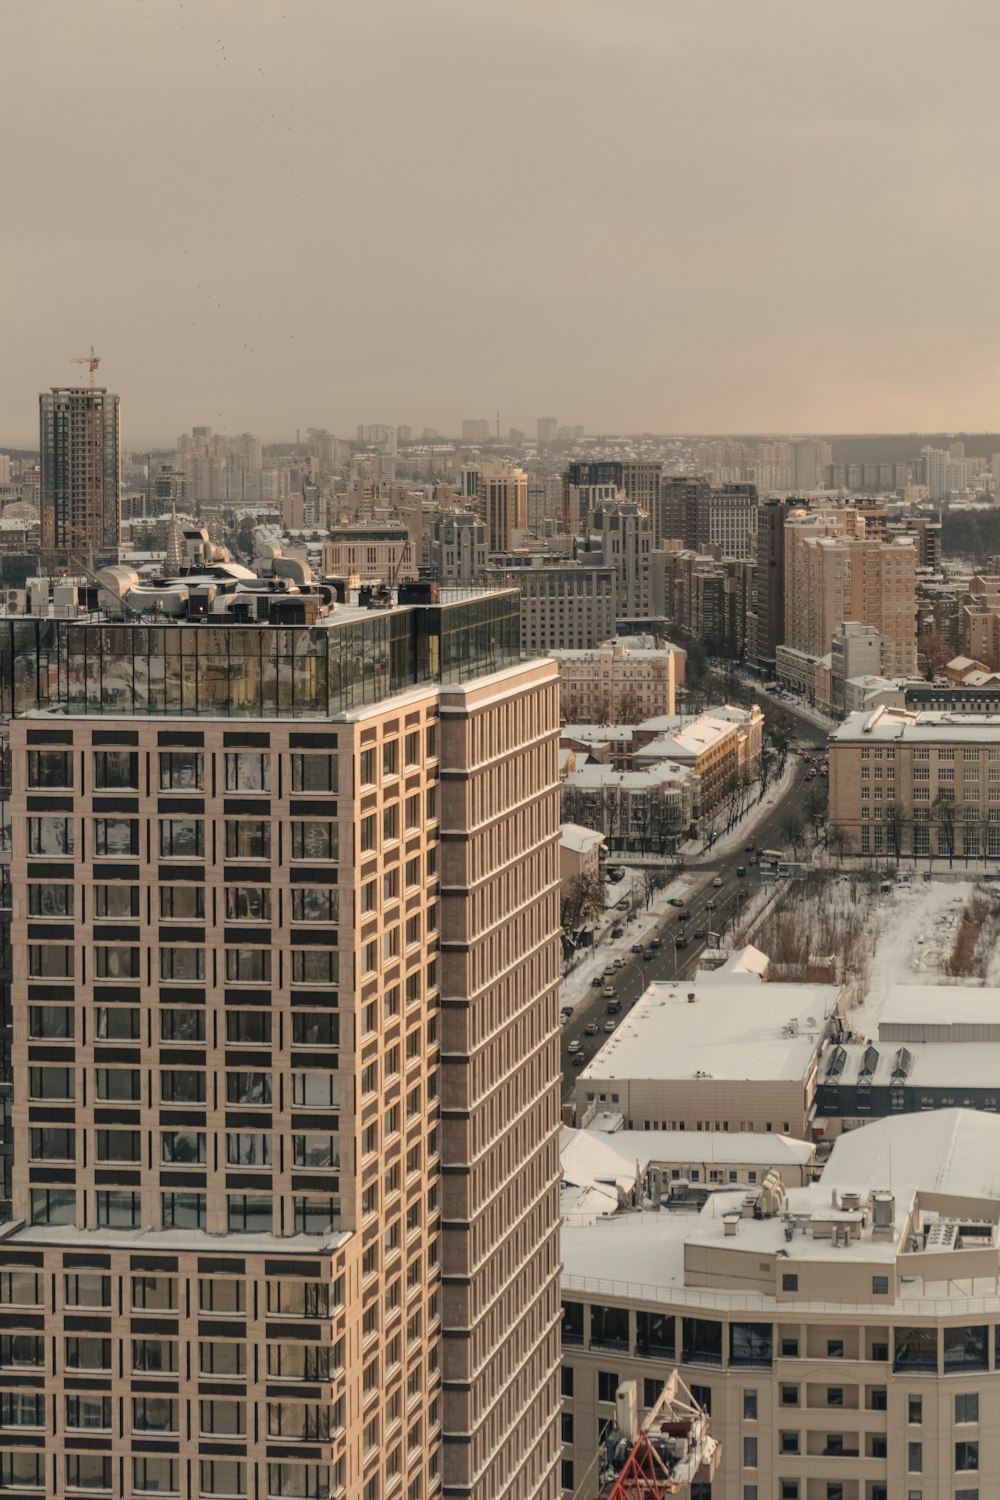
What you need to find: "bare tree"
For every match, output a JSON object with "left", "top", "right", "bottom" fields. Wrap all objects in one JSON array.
[
  {"left": 933, "top": 794, "right": 957, "bottom": 868},
  {"left": 781, "top": 810, "right": 806, "bottom": 859},
  {"left": 827, "top": 825, "right": 852, "bottom": 866},
  {"left": 884, "top": 801, "right": 906, "bottom": 868}
]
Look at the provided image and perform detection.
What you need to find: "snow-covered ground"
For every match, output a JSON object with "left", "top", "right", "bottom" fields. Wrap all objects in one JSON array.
[{"left": 853, "top": 878, "right": 977, "bottom": 1033}]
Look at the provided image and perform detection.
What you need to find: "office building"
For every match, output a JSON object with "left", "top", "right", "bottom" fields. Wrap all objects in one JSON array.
[
  {"left": 0, "top": 582, "right": 562, "bottom": 1500},
  {"left": 582, "top": 499, "right": 651, "bottom": 622},
  {"left": 828, "top": 704, "right": 1000, "bottom": 859},
  {"left": 561, "top": 1108, "right": 1000, "bottom": 1499},
  {"left": 461, "top": 419, "right": 490, "bottom": 445},
  {"left": 536, "top": 418, "right": 558, "bottom": 448},
  {"left": 619, "top": 462, "right": 663, "bottom": 543},
  {"left": 39, "top": 385, "right": 121, "bottom": 558},
  {"left": 497, "top": 564, "right": 616, "bottom": 655}
]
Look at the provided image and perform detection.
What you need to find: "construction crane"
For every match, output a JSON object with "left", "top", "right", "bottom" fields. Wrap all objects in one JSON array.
[
  {"left": 71, "top": 346, "right": 101, "bottom": 388},
  {"left": 575, "top": 1372, "right": 719, "bottom": 1500}
]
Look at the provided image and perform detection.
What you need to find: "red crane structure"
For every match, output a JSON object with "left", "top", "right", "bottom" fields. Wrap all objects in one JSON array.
[{"left": 592, "top": 1372, "right": 720, "bottom": 1500}]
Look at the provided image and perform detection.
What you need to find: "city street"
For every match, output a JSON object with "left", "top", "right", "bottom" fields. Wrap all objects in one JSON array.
[{"left": 560, "top": 701, "right": 829, "bottom": 1104}]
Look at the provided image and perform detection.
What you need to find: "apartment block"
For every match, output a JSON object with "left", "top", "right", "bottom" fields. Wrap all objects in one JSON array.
[
  {"left": 550, "top": 639, "right": 683, "bottom": 725},
  {"left": 0, "top": 585, "right": 562, "bottom": 1500},
  {"left": 493, "top": 564, "right": 615, "bottom": 655}
]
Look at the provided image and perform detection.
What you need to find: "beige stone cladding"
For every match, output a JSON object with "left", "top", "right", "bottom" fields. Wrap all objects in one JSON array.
[{"left": 439, "top": 660, "right": 563, "bottom": 1500}]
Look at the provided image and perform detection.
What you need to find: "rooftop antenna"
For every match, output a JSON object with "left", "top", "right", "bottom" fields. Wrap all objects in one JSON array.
[{"left": 71, "top": 346, "right": 101, "bottom": 389}]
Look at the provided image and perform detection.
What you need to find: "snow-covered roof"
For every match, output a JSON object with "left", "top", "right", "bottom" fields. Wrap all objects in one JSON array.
[
  {"left": 876, "top": 981, "right": 1000, "bottom": 1040},
  {"left": 820, "top": 1040, "right": 1000, "bottom": 1090},
  {"left": 719, "top": 943, "right": 770, "bottom": 978},
  {"left": 578, "top": 973, "right": 839, "bottom": 1085},
  {"left": 833, "top": 706, "right": 1000, "bottom": 743},
  {"left": 824, "top": 1109, "right": 1000, "bottom": 1203},
  {"left": 559, "top": 823, "right": 604, "bottom": 855},
  {"left": 561, "top": 1126, "right": 813, "bottom": 1184},
  {"left": 564, "top": 762, "right": 693, "bottom": 792}
]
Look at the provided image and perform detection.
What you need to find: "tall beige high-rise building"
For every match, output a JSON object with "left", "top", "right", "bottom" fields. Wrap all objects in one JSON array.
[
  {"left": 536, "top": 418, "right": 558, "bottom": 447},
  {"left": 478, "top": 462, "right": 528, "bottom": 553},
  {"left": 0, "top": 587, "right": 562, "bottom": 1500},
  {"left": 784, "top": 510, "right": 917, "bottom": 678}
]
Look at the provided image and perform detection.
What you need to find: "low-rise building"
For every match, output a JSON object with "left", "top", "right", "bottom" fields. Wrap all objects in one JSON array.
[
  {"left": 321, "top": 522, "right": 411, "bottom": 580},
  {"left": 560, "top": 1108, "right": 1000, "bottom": 1500},
  {"left": 559, "top": 822, "right": 605, "bottom": 896},
  {"left": 572, "top": 954, "right": 840, "bottom": 1138},
  {"left": 551, "top": 638, "right": 684, "bottom": 724},
  {"left": 632, "top": 705, "right": 764, "bottom": 816},
  {"left": 814, "top": 1039, "right": 1000, "bottom": 1136},
  {"left": 560, "top": 762, "right": 695, "bottom": 853}
]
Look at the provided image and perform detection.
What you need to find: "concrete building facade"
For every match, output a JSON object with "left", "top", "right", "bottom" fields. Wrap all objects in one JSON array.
[{"left": 40, "top": 386, "right": 121, "bottom": 559}]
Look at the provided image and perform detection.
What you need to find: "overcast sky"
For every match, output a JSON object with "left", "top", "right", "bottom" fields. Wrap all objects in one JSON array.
[{"left": 3, "top": 0, "right": 999, "bottom": 446}]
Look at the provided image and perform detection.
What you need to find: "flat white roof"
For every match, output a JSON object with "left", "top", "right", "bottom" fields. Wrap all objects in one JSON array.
[
  {"left": 833, "top": 706, "right": 1000, "bottom": 742},
  {"left": 561, "top": 1126, "right": 813, "bottom": 1186},
  {"left": 877, "top": 981, "right": 1000, "bottom": 1035},
  {"left": 824, "top": 1108, "right": 1000, "bottom": 1203},
  {"left": 578, "top": 975, "right": 839, "bottom": 1085},
  {"left": 2, "top": 1222, "right": 350, "bottom": 1255}
]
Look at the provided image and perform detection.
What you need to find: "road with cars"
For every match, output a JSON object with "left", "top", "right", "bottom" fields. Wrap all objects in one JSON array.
[{"left": 559, "top": 699, "right": 831, "bottom": 1105}]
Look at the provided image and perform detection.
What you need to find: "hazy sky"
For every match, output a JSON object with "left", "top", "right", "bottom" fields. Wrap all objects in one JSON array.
[{"left": 4, "top": 0, "right": 1000, "bottom": 446}]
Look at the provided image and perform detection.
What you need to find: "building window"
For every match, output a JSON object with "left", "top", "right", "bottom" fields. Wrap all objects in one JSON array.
[
  {"left": 226, "top": 948, "right": 271, "bottom": 982},
  {"left": 28, "top": 945, "right": 74, "bottom": 978},
  {"left": 28, "top": 881, "right": 73, "bottom": 916},
  {"left": 161, "top": 1192, "right": 206, "bottom": 1229},
  {"left": 28, "top": 749, "right": 73, "bottom": 788},
  {"left": 225, "top": 820, "right": 271, "bottom": 859},
  {"left": 955, "top": 1441, "right": 979, "bottom": 1471},
  {"left": 597, "top": 1371, "right": 620, "bottom": 1403},
  {"left": 225, "top": 886, "right": 271, "bottom": 921},
  {"left": 161, "top": 1070, "right": 205, "bottom": 1103},
  {"left": 291, "top": 1012, "right": 338, "bottom": 1049},
  {"left": 227, "top": 1195, "right": 273, "bottom": 1234},
  {"left": 872, "top": 1275, "right": 889, "bottom": 1295},
  {"left": 291, "top": 821, "right": 338, "bottom": 860},
  {"left": 681, "top": 1318, "right": 723, "bottom": 1365},
  {"left": 93, "top": 817, "right": 139, "bottom": 856},
  {"left": 95, "top": 943, "right": 140, "bottom": 979},
  {"left": 635, "top": 1311, "right": 675, "bottom": 1358},
  {"left": 66, "top": 1454, "right": 113, "bottom": 1491},
  {"left": 955, "top": 1393, "right": 979, "bottom": 1424},
  {"left": 225, "top": 752, "right": 270, "bottom": 792},
  {"left": 134, "top": 1397, "right": 178, "bottom": 1432},
  {"left": 908, "top": 1395, "right": 923, "bottom": 1424},
  {"left": 291, "top": 887, "right": 338, "bottom": 922},
  {"left": 65, "top": 1395, "right": 111, "bottom": 1430},
  {"left": 291, "top": 950, "right": 338, "bottom": 985},
  {"left": 944, "top": 1326, "right": 988, "bottom": 1371},
  {"left": 291, "top": 754, "right": 336, "bottom": 793},
  {"left": 730, "top": 1324, "right": 773, "bottom": 1368},
  {"left": 908, "top": 1441, "right": 922, "bottom": 1472},
  {"left": 96, "top": 1190, "right": 140, "bottom": 1229},
  {"left": 158, "top": 884, "right": 204, "bottom": 919},
  {"left": 159, "top": 750, "right": 203, "bottom": 789},
  {"left": 159, "top": 817, "right": 204, "bottom": 858},
  {"left": 132, "top": 1457, "right": 179, "bottom": 1494},
  {"left": 293, "top": 1197, "right": 339, "bottom": 1235}
]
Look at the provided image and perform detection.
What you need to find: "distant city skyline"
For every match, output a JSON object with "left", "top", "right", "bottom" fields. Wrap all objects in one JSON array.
[{"left": 3, "top": 0, "right": 1000, "bottom": 445}]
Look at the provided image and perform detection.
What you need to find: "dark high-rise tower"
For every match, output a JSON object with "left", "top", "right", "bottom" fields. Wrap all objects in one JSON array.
[{"left": 39, "top": 385, "right": 121, "bottom": 558}]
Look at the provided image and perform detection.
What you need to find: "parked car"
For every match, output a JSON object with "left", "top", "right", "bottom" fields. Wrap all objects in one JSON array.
[
  {"left": 611, "top": 925, "right": 625, "bottom": 939},
  {"left": 630, "top": 942, "right": 644, "bottom": 954},
  {"left": 606, "top": 867, "right": 625, "bottom": 883},
  {"left": 612, "top": 957, "right": 625, "bottom": 970},
  {"left": 712, "top": 876, "right": 723, "bottom": 888},
  {"left": 584, "top": 1022, "right": 599, "bottom": 1036},
  {"left": 602, "top": 964, "right": 616, "bottom": 978},
  {"left": 668, "top": 897, "right": 684, "bottom": 908},
  {"left": 744, "top": 843, "right": 755, "bottom": 853},
  {"left": 591, "top": 976, "right": 603, "bottom": 988},
  {"left": 561, "top": 1006, "right": 573, "bottom": 1019}
]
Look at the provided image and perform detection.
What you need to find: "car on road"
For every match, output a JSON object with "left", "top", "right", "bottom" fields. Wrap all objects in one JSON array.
[
  {"left": 675, "top": 935, "right": 688, "bottom": 948},
  {"left": 630, "top": 942, "right": 644, "bottom": 954},
  {"left": 604, "top": 1020, "right": 616, "bottom": 1032},
  {"left": 642, "top": 948, "right": 655, "bottom": 961},
  {"left": 668, "top": 897, "right": 684, "bottom": 908},
  {"left": 602, "top": 964, "right": 616, "bottom": 978},
  {"left": 612, "top": 957, "right": 625, "bottom": 970},
  {"left": 606, "top": 999, "right": 622, "bottom": 1015},
  {"left": 650, "top": 936, "right": 662, "bottom": 949},
  {"left": 572, "top": 1052, "right": 587, "bottom": 1065},
  {"left": 591, "top": 976, "right": 603, "bottom": 988},
  {"left": 693, "top": 927, "right": 706, "bottom": 939},
  {"left": 611, "top": 925, "right": 625, "bottom": 939},
  {"left": 560, "top": 1006, "right": 573, "bottom": 1020},
  {"left": 678, "top": 910, "right": 691, "bottom": 922},
  {"left": 706, "top": 898, "right": 717, "bottom": 910},
  {"left": 712, "top": 876, "right": 723, "bottom": 888},
  {"left": 584, "top": 1022, "right": 599, "bottom": 1036},
  {"left": 744, "top": 843, "right": 755, "bottom": 852},
  {"left": 736, "top": 865, "right": 746, "bottom": 877},
  {"left": 602, "top": 984, "right": 616, "bottom": 999},
  {"left": 567, "top": 1039, "right": 582, "bottom": 1054}
]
